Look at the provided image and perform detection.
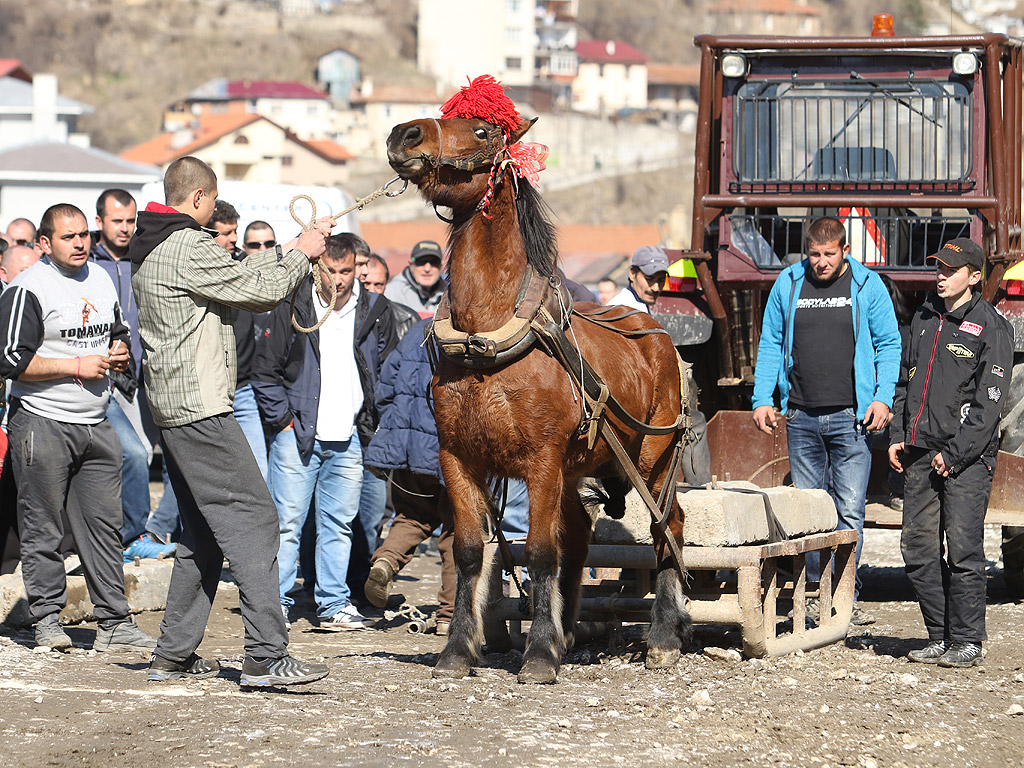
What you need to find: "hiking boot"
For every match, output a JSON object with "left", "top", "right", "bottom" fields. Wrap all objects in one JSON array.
[
  {"left": 34, "top": 615, "right": 72, "bottom": 652},
  {"left": 908, "top": 639, "right": 949, "bottom": 664},
  {"left": 123, "top": 535, "right": 177, "bottom": 563},
  {"left": 320, "top": 602, "right": 374, "bottom": 631},
  {"left": 93, "top": 617, "right": 157, "bottom": 653},
  {"left": 239, "top": 655, "right": 329, "bottom": 687},
  {"left": 364, "top": 559, "right": 396, "bottom": 609},
  {"left": 148, "top": 653, "right": 221, "bottom": 681},
  {"left": 851, "top": 605, "right": 876, "bottom": 626},
  {"left": 888, "top": 495, "right": 904, "bottom": 513},
  {"left": 937, "top": 641, "right": 984, "bottom": 668}
]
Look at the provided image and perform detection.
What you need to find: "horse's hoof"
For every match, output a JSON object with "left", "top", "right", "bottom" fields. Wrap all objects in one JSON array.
[
  {"left": 432, "top": 653, "right": 472, "bottom": 679},
  {"left": 645, "top": 647, "right": 681, "bottom": 669},
  {"left": 517, "top": 658, "right": 558, "bottom": 684}
]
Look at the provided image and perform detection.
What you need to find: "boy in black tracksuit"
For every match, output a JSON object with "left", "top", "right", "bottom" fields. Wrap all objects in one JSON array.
[{"left": 889, "top": 238, "right": 1014, "bottom": 667}]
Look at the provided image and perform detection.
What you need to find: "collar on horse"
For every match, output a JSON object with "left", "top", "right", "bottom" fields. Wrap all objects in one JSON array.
[{"left": 429, "top": 265, "right": 571, "bottom": 369}]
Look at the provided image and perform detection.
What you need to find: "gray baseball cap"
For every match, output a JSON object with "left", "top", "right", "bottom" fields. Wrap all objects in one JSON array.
[{"left": 632, "top": 246, "right": 669, "bottom": 276}]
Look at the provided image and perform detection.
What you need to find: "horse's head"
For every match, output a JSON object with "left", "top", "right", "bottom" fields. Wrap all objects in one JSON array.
[{"left": 387, "top": 116, "right": 536, "bottom": 211}]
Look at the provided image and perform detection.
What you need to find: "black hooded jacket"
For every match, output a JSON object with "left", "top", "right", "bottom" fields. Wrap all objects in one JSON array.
[{"left": 891, "top": 291, "right": 1014, "bottom": 474}]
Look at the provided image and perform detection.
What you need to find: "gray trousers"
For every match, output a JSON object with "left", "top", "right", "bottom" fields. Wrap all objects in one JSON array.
[
  {"left": 8, "top": 404, "right": 129, "bottom": 623},
  {"left": 156, "top": 413, "right": 288, "bottom": 663}
]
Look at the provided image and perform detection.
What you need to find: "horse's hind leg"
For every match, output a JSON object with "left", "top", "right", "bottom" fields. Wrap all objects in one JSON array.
[
  {"left": 557, "top": 486, "right": 591, "bottom": 652},
  {"left": 643, "top": 439, "right": 694, "bottom": 669},
  {"left": 434, "top": 452, "right": 491, "bottom": 679},
  {"left": 518, "top": 459, "right": 566, "bottom": 684}
]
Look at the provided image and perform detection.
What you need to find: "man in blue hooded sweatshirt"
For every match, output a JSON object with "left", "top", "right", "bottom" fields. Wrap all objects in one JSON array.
[{"left": 752, "top": 216, "right": 901, "bottom": 626}]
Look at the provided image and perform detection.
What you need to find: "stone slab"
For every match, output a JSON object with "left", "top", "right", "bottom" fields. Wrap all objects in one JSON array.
[
  {"left": 591, "top": 481, "right": 838, "bottom": 547},
  {"left": 0, "top": 559, "right": 174, "bottom": 628}
]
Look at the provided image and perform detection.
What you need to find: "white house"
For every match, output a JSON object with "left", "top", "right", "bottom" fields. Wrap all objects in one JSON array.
[
  {"left": 417, "top": 0, "right": 536, "bottom": 88},
  {"left": 164, "top": 79, "right": 333, "bottom": 141},
  {"left": 0, "top": 61, "right": 93, "bottom": 151},
  {"left": 572, "top": 40, "right": 649, "bottom": 115},
  {"left": 0, "top": 141, "right": 160, "bottom": 231}
]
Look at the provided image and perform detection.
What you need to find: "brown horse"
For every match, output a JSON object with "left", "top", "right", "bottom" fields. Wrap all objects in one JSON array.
[{"left": 386, "top": 115, "right": 692, "bottom": 683}]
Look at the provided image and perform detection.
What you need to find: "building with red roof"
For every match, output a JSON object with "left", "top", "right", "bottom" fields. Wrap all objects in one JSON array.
[
  {"left": 572, "top": 39, "right": 650, "bottom": 115},
  {"left": 121, "top": 113, "right": 352, "bottom": 187},
  {"left": 164, "top": 78, "right": 333, "bottom": 141}
]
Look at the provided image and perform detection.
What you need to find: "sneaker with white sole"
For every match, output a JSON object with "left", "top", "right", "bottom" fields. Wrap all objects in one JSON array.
[
  {"left": 148, "top": 653, "right": 221, "bottom": 681},
  {"left": 320, "top": 602, "right": 374, "bottom": 631},
  {"left": 240, "top": 655, "right": 329, "bottom": 687},
  {"left": 937, "top": 641, "right": 984, "bottom": 668},
  {"left": 34, "top": 615, "right": 73, "bottom": 651}
]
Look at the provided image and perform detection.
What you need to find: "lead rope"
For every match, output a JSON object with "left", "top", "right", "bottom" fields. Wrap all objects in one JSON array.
[{"left": 288, "top": 176, "right": 408, "bottom": 334}]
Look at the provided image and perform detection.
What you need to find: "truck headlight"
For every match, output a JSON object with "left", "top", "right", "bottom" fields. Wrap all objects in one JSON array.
[
  {"left": 721, "top": 54, "right": 748, "bottom": 78},
  {"left": 952, "top": 52, "right": 978, "bottom": 75}
]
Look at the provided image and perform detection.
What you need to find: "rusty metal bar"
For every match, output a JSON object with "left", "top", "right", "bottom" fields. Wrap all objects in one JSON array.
[
  {"left": 689, "top": 42, "right": 736, "bottom": 382},
  {"left": 985, "top": 41, "right": 1010, "bottom": 260},
  {"left": 694, "top": 33, "right": 1008, "bottom": 50},
  {"left": 704, "top": 194, "right": 997, "bottom": 208}
]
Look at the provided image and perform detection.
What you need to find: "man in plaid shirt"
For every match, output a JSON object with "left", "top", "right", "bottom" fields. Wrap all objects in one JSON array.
[{"left": 130, "top": 156, "right": 333, "bottom": 688}]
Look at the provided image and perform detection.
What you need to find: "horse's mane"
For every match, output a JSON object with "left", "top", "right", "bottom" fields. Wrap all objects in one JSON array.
[{"left": 515, "top": 180, "right": 557, "bottom": 278}]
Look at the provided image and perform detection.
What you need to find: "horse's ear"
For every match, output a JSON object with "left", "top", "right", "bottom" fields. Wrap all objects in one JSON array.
[{"left": 510, "top": 117, "right": 538, "bottom": 145}]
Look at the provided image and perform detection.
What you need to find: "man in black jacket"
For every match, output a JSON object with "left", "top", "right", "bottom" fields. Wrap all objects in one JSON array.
[
  {"left": 889, "top": 237, "right": 1013, "bottom": 668},
  {"left": 252, "top": 234, "right": 397, "bottom": 631}
]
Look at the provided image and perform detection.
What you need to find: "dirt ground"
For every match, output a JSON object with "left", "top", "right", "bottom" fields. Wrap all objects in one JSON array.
[{"left": 1, "top": 525, "right": 1022, "bottom": 768}]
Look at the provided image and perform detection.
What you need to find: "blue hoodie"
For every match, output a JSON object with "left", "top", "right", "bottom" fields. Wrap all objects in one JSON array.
[{"left": 752, "top": 257, "right": 902, "bottom": 420}]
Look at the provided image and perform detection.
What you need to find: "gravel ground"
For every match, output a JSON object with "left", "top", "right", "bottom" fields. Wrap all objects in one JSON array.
[{"left": 1, "top": 525, "right": 1022, "bottom": 768}]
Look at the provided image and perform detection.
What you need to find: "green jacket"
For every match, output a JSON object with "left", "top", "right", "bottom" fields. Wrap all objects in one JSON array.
[{"left": 130, "top": 207, "right": 309, "bottom": 428}]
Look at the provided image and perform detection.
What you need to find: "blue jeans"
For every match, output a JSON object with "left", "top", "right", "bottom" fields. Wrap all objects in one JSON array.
[
  {"left": 233, "top": 384, "right": 268, "bottom": 481},
  {"left": 498, "top": 477, "right": 530, "bottom": 539},
  {"left": 107, "top": 398, "right": 151, "bottom": 546},
  {"left": 269, "top": 429, "right": 363, "bottom": 618},
  {"left": 786, "top": 406, "right": 871, "bottom": 600}
]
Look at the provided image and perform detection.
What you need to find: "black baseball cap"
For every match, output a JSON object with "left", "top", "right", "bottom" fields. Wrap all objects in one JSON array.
[
  {"left": 926, "top": 238, "right": 985, "bottom": 271},
  {"left": 410, "top": 240, "right": 442, "bottom": 263}
]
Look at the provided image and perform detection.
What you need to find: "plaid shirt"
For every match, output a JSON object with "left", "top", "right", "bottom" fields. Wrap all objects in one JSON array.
[{"left": 131, "top": 227, "right": 308, "bottom": 428}]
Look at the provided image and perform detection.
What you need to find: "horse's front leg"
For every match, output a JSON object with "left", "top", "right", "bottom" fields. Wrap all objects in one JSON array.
[
  {"left": 557, "top": 486, "right": 591, "bottom": 653},
  {"left": 518, "top": 458, "right": 565, "bottom": 684},
  {"left": 646, "top": 462, "right": 693, "bottom": 669},
  {"left": 433, "top": 450, "right": 492, "bottom": 679}
]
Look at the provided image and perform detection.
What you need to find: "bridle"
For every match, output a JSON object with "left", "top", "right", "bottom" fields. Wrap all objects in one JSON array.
[
  {"left": 417, "top": 118, "right": 507, "bottom": 172},
  {"left": 411, "top": 118, "right": 513, "bottom": 223}
]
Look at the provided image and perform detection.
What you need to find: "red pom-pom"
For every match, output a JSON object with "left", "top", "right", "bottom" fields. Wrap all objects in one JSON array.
[{"left": 440, "top": 75, "right": 521, "bottom": 137}]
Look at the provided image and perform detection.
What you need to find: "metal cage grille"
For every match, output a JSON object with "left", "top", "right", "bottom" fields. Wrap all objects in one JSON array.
[{"left": 733, "top": 79, "right": 973, "bottom": 188}]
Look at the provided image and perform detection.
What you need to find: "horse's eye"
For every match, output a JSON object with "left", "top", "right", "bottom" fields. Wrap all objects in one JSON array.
[{"left": 473, "top": 128, "right": 488, "bottom": 140}]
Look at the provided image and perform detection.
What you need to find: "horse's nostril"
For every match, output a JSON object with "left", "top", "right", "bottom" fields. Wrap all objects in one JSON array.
[{"left": 402, "top": 124, "right": 423, "bottom": 147}]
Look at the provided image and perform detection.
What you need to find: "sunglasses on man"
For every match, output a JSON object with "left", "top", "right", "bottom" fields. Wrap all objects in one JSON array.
[
  {"left": 412, "top": 256, "right": 441, "bottom": 267},
  {"left": 244, "top": 239, "right": 277, "bottom": 250}
]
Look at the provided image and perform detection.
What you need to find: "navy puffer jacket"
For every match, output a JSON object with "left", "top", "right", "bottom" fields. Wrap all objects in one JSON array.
[{"left": 364, "top": 318, "right": 441, "bottom": 478}]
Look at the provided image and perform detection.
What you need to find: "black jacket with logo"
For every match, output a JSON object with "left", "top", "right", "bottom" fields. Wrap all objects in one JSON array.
[{"left": 891, "top": 292, "right": 1013, "bottom": 474}]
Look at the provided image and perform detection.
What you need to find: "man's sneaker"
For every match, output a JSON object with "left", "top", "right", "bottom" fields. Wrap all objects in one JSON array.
[
  {"left": 148, "top": 653, "right": 221, "bottom": 681},
  {"left": 93, "top": 617, "right": 158, "bottom": 653},
  {"left": 34, "top": 615, "right": 72, "bottom": 651},
  {"left": 937, "top": 641, "right": 984, "bottom": 668},
  {"left": 123, "top": 535, "right": 176, "bottom": 563},
  {"left": 908, "top": 639, "right": 949, "bottom": 664},
  {"left": 364, "top": 559, "right": 396, "bottom": 609},
  {"left": 282, "top": 605, "right": 292, "bottom": 629},
  {"left": 239, "top": 655, "right": 329, "bottom": 687},
  {"left": 321, "top": 602, "right": 374, "bottom": 631},
  {"left": 888, "top": 495, "right": 904, "bottom": 512},
  {"left": 851, "top": 605, "right": 876, "bottom": 626}
]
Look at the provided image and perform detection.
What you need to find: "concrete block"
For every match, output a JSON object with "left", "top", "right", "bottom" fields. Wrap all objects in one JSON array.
[
  {"left": 592, "top": 489, "right": 655, "bottom": 545},
  {"left": 0, "top": 559, "right": 174, "bottom": 628}
]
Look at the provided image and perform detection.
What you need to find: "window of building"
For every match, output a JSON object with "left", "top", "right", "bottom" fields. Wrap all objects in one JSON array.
[
  {"left": 281, "top": 156, "right": 294, "bottom": 167},
  {"left": 506, "top": 0, "right": 522, "bottom": 12},
  {"left": 506, "top": 57, "right": 522, "bottom": 71},
  {"left": 506, "top": 26, "right": 522, "bottom": 43},
  {"left": 234, "top": 135, "right": 250, "bottom": 145}
]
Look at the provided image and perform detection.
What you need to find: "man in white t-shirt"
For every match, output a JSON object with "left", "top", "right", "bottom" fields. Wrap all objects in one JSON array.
[
  {"left": 611, "top": 246, "right": 669, "bottom": 313},
  {"left": 252, "top": 235, "right": 397, "bottom": 631}
]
